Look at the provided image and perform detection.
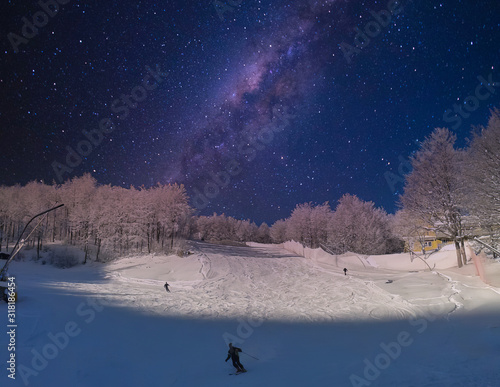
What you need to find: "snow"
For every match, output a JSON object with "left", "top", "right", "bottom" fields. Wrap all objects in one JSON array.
[
  {"left": 279, "top": 240, "right": 460, "bottom": 271},
  {"left": 2, "top": 241, "right": 500, "bottom": 386}
]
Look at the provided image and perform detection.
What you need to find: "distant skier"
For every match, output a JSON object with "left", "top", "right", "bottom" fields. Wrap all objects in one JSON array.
[
  {"left": 343, "top": 268, "right": 348, "bottom": 276},
  {"left": 164, "top": 282, "right": 170, "bottom": 293},
  {"left": 225, "top": 343, "right": 246, "bottom": 373}
]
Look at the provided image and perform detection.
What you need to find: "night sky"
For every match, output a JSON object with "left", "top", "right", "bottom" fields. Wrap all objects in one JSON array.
[{"left": 1, "top": 0, "right": 499, "bottom": 224}]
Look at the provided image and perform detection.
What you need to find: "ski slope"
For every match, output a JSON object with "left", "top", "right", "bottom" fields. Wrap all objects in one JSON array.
[{"left": 1, "top": 241, "right": 500, "bottom": 386}]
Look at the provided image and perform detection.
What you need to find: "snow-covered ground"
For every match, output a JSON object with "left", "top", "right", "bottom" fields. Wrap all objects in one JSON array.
[{"left": 1, "top": 241, "right": 500, "bottom": 386}]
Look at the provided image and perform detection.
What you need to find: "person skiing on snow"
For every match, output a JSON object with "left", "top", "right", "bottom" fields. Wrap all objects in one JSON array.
[
  {"left": 343, "top": 268, "right": 348, "bottom": 276},
  {"left": 164, "top": 282, "right": 170, "bottom": 293},
  {"left": 225, "top": 343, "right": 246, "bottom": 373}
]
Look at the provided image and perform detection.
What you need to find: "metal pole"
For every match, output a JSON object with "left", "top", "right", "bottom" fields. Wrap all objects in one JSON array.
[
  {"left": 0, "top": 204, "right": 64, "bottom": 277},
  {"left": 474, "top": 237, "right": 500, "bottom": 256},
  {"left": 242, "top": 351, "right": 259, "bottom": 360}
]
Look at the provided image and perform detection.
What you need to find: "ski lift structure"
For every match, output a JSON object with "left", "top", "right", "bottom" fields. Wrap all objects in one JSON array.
[
  {"left": 0, "top": 204, "right": 64, "bottom": 302},
  {"left": 473, "top": 237, "right": 500, "bottom": 258}
]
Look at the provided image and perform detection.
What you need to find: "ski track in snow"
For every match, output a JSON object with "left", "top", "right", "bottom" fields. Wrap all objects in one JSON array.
[
  {"left": 77, "top": 242, "right": 460, "bottom": 322},
  {"left": 19, "top": 242, "right": 495, "bottom": 326},
  {"left": 433, "top": 271, "right": 464, "bottom": 316}
]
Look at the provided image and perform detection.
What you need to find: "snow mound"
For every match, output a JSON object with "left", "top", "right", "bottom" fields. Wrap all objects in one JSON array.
[{"left": 277, "top": 240, "right": 459, "bottom": 271}]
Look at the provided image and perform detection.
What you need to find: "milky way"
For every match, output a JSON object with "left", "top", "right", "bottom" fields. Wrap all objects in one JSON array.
[{"left": 162, "top": 1, "right": 337, "bottom": 190}]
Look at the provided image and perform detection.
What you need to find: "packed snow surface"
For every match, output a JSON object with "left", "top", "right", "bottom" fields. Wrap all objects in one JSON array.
[{"left": 1, "top": 241, "right": 500, "bottom": 386}]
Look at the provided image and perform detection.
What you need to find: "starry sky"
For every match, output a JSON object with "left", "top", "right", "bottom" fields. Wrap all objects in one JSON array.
[{"left": 1, "top": 0, "right": 499, "bottom": 225}]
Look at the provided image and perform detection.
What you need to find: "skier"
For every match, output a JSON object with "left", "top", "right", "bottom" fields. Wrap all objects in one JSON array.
[
  {"left": 225, "top": 343, "right": 246, "bottom": 373},
  {"left": 343, "top": 268, "right": 347, "bottom": 276},
  {"left": 164, "top": 282, "right": 170, "bottom": 293}
]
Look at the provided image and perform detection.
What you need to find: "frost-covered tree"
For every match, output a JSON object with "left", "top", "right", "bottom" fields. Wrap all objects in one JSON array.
[
  {"left": 0, "top": 175, "right": 193, "bottom": 262},
  {"left": 151, "top": 183, "right": 192, "bottom": 250},
  {"left": 61, "top": 174, "right": 97, "bottom": 263},
  {"left": 285, "top": 202, "right": 332, "bottom": 248},
  {"left": 284, "top": 203, "right": 310, "bottom": 244},
  {"left": 399, "top": 128, "right": 467, "bottom": 267},
  {"left": 1, "top": 185, "right": 27, "bottom": 250},
  {"left": 385, "top": 214, "right": 405, "bottom": 254},
  {"left": 270, "top": 219, "right": 288, "bottom": 244},
  {"left": 0, "top": 181, "right": 64, "bottom": 254},
  {"left": 19, "top": 181, "right": 58, "bottom": 258},
  {"left": 0, "top": 187, "right": 10, "bottom": 250},
  {"left": 195, "top": 214, "right": 231, "bottom": 241},
  {"left": 256, "top": 223, "right": 271, "bottom": 243},
  {"left": 88, "top": 184, "right": 115, "bottom": 260},
  {"left": 234, "top": 219, "right": 257, "bottom": 242},
  {"left": 327, "top": 194, "right": 390, "bottom": 255},
  {"left": 463, "top": 109, "right": 500, "bottom": 231},
  {"left": 193, "top": 214, "right": 268, "bottom": 243},
  {"left": 393, "top": 209, "right": 435, "bottom": 254},
  {"left": 310, "top": 203, "right": 333, "bottom": 248}
]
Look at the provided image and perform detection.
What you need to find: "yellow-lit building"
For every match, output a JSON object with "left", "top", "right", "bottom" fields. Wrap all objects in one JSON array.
[{"left": 404, "top": 230, "right": 447, "bottom": 253}]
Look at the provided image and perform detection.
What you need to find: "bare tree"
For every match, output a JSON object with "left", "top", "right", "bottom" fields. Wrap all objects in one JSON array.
[
  {"left": 400, "top": 128, "right": 467, "bottom": 267},
  {"left": 256, "top": 223, "right": 271, "bottom": 243},
  {"left": 270, "top": 219, "right": 288, "bottom": 244},
  {"left": 285, "top": 202, "right": 332, "bottom": 248},
  {"left": 61, "top": 174, "right": 97, "bottom": 263},
  {"left": 234, "top": 219, "right": 258, "bottom": 242},
  {"left": 0, "top": 175, "right": 193, "bottom": 262},
  {"left": 463, "top": 109, "right": 500, "bottom": 236},
  {"left": 393, "top": 209, "right": 438, "bottom": 270},
  {"left": 327, "top": 194, "right": 390, "bottom": 255}
]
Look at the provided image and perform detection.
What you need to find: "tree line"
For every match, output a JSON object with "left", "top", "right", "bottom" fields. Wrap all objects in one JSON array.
[
  {"left": 0, "top": 174, "right": 399, "bottom": 262},
  {"left": 268, "top": 196, "right": 403, "bottom": 254},
  {"left": 1, "top": 110, "right": 498, "bottom": 266},
  {"left": 0, "top": 174, "right": 192, "bottom": 262}
]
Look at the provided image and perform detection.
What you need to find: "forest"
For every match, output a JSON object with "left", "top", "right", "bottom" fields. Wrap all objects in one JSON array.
[{"left": 0, "top": 110, "right": 498, "bottom": 267}]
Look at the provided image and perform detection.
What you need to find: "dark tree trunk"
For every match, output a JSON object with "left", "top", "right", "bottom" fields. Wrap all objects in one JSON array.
[
  {"left": 460, "top": 239, "right": 467, "bottom": 265},
  {"left": 96, "top": 238, "right": 101, "bottom": 262},
  {"left": 83, "top": 242, "right": 88, "bottom": 264},
  {"left": 454, "top": 240, "right": 463, "bottom": 268}
]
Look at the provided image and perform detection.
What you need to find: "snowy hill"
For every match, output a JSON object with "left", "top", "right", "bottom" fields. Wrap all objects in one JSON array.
[{"left": 1, "top": 241, "right": 500, "bottom": 386}]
